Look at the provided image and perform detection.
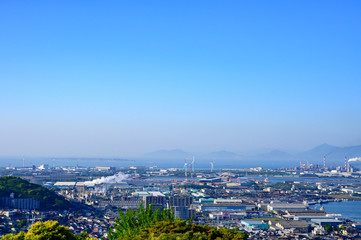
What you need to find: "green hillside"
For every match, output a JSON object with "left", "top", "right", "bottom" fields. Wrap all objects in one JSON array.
[{"left": 0, "top": 176, "right": 71, "bottom": 210}]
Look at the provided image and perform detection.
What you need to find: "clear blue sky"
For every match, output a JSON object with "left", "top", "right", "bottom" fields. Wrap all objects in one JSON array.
[{"left": 1, "top": 1, "right": 361, "bottom": 157}]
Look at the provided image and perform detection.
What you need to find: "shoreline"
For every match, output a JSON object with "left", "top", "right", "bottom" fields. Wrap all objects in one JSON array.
[{"left": 311, "top": 200, "right": 361, "bottom": 224}]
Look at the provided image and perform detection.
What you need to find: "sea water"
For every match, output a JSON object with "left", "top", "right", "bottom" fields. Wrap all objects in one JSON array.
[{"left": 313, "top": 201, "right": 361, "bottom": 223}]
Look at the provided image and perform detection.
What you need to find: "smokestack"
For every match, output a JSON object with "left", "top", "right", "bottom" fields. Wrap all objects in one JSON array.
[
  {"left": 323, "top": 156, "right": 326, "bottom": 170},
  {"left": 184, "top": 161, "right": 188, "bottom": 183},
  {"left": 192, "top": 156, "right": 195, "bottom": 172},
  {"left": 300, "top": 161, "right": 302, "bottom": 170},
  {"left": 189, "top": 163, "right": 193, "bottom": 182},
  {"left": 191, "top": 156, "right": 195, "bottom": 182},
  {"left": 345, "top": 157, "right": 347, "bottom": 171}
]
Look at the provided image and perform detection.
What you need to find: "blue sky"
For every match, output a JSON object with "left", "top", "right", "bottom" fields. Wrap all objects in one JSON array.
[{"left": 1, "top": 1, "right": 361, "bottom": 157}]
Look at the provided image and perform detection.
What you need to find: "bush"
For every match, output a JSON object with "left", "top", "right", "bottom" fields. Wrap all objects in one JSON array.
[
  {"left": 1, "top": 221, "right": 96, "bottom": 240},
  {"left": 135, "top": 220, "right": 248, "bottom": 240},
  {"left": 108, "top": 203, "right": 174, "bottom": 239},
  {"left": 108, "top": 203, "right": 247, "bottom": 240}
]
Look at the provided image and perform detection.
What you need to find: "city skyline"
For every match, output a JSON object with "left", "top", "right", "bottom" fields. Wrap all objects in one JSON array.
[{"left": 1, "top": 1, "right": 361, "bottom": 157}]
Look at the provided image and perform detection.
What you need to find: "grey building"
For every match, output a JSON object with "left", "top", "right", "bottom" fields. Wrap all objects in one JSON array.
[
  {"left": 169, "top": 195, "right": 193, "bottom": 220},
  {"left": 0, "top": 196, "right": 40, "bottom": 210},
  {"left": 143, "top": 195, "right": 166, "bottom": 210}
]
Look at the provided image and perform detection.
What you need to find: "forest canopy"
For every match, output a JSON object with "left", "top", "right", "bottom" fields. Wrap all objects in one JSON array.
[{"left": 0, "top": 176, "right": 71, "bottom": 210}]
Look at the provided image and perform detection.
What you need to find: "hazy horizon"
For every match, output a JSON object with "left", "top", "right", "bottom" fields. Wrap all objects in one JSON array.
[
  {"left": 1, "top": 1, "right": 361, "bottom": 158},
  {"left": 2, "top": 142, "right": 361, "bottom": 169},
  {"left": 0, "top": 142, "right": 357, "bottom": 160}
]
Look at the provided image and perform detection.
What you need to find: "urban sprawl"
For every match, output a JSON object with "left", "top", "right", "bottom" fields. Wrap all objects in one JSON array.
[{"left": 1, "top": 159, "right": 361, "bottom": 239}]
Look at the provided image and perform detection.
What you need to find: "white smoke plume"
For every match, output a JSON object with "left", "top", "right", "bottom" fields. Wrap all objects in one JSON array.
[
  {"left": 348, "top": 157, "right": 361, "bottom": 163},
  {"left": 85, "top": 172, "right": 129, "bottom": 185}
]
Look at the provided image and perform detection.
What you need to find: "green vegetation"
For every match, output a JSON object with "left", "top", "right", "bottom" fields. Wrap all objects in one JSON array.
[
  {"left": 135, "top": 220, "right": 248, "bottom": 240},
  {"left": 108, "top": 203, "right": 175, "bottom": 239},
  {"left": 272, "top": 182, "right": 292, "bottom": 190},
  {"left": 108, "top": 203, "right": 248, "bottom": 240},
  {"left": 0, "top": 221, "right": 95, "bottom": 240},
  {"left": 0, "top": 176, "right": 71, "bottom": 210},
  {"left": 1, "top": 203, "right": 247, "bottom": 240},
  {"left": 324, "top": 224, "right": 333, "bottom": 233},
  {"left": 295, "top": 185, "right": 317, "bottom": 191},
  {"left": 16, "top": 219, "right": 27, "bottom": 228}
]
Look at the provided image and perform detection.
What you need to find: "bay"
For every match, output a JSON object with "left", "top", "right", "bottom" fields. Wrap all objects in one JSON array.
[{"left": 312, "top": 201, "right": 361, "bottom": 223}]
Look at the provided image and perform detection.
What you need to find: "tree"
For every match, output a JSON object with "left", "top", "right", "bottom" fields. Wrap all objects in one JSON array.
[
  {"left": 1, "top": 221, "right": 96, "bottom": 240},
  {"left": 23, "top": 221, "right": 76, "bottom": 240},
  {"left": 1, "top": 232, "right": 25, "bottom": 240},
  {"left": 75, "top": 231, "right": 95, "bottom": 240},
  {"left": 324, "top": 224, "right": 333, "bottom": 233},
  {"left": 108, "top": 203, "right": 175, "bottom": 240},
  {"left": 108, "top": 203, "right": 247, "bottom": 240},
  {"left": 17, "top": 219, "right": 27, "bottom": 228},
  {"left": 0, "top": 176, "right": 71, "bottom": 210},
  {"left": 135, "top": 220, "right": 248, "bottom": 240}
]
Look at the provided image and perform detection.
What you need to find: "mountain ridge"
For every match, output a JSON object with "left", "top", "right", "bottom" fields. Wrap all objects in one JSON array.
[{"left": 141, "top": 144, "right": 361, "bottom": 168}]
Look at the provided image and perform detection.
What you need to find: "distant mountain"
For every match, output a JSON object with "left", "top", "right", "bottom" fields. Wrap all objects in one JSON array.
[
  {"left": 297, "top": 143, "right": 339, "bottom": 160},
  {"left": 295, "top": 144, "right": 361, "bottom": 166},
  {"left": 143, "top": 149, "right": 191, "bottom": 159},
  {"left": 200, "top": 151, "right": 241, "bottom": 160},
  {"left": 142, "top": 144, "right": 361, "bottom": 168},
  {"left": 340, "top": 145, "right": 361, "bottom": 158}
]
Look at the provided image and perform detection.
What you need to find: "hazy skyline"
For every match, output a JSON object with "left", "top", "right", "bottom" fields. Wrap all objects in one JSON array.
[{"left": 1, "top": 1, "right": 361, "bottom": 157}]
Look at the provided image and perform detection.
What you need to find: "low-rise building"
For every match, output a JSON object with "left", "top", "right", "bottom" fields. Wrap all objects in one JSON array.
[
  {"left": 201, "top": 202, "right": 255, "bottom": 211},
  {"left": 267, "top": 203, "right": 307, "bottom": 212}
]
